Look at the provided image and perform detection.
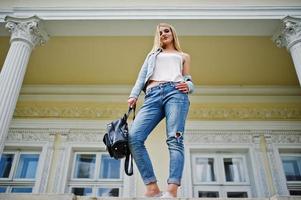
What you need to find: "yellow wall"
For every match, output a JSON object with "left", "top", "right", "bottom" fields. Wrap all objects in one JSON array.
[{"left": 0, "top": 36, "right": 298, "bottom": 86}]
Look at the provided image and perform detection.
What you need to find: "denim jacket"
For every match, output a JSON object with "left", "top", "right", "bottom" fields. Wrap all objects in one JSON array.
[{"left": 129, "top": 48, "right": 194, "bottom": 99}]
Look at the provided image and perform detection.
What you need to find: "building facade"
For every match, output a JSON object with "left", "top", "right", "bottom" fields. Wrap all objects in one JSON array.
[{"left": 0, "top": 1, "right": 301, "bottom": 199}]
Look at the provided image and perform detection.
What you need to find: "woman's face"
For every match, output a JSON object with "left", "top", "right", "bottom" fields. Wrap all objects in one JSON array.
[{"left": 159, "top": 26, "right": 173, "bottom": 47}]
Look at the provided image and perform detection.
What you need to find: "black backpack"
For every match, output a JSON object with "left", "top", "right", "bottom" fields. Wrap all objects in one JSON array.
[{"left": 103, "top": 107, "right": 135, "bottom": 176}]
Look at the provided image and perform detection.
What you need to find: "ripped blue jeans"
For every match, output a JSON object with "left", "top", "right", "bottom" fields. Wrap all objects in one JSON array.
[{"left": 129, "top": 82, "right": 190, "bottom": 186}]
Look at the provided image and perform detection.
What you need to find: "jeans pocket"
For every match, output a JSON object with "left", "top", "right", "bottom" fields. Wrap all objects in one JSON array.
[{"left": 170, "top": 91, "right": 189, "bottom": 104}]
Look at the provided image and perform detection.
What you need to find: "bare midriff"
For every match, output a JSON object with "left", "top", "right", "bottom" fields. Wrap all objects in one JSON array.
[{"left": 146, "top": 80, "right": 168, "bottom": 91}]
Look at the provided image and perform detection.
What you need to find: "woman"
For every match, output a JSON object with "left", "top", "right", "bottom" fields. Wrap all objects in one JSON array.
[{"left": 127, "top": 23, "right": 194, "bottom": 198}]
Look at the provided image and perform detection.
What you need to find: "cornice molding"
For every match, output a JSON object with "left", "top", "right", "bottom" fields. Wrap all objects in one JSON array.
[
  {"left": 20, "top": 84, "right": 301, "bottom": 95},
  {"left": 18, "top": 85, "right": 301, "bottom": 104},
  {"left": 1, "top": 6, "right": 301, "bottom": 21},
  {"left": 14, "top": 102, "right": 301, "bottom": 120},
  {"left": 10, "top": 119, "right": 301, "bottom": 131},
  {"left": 14, "top": 85, "right": 301, "bottom": 120}
]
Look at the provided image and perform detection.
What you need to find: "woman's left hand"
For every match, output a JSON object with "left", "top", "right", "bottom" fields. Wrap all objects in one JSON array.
[{"left": 176, "top": 82, "right": 189, "bottom": 93}]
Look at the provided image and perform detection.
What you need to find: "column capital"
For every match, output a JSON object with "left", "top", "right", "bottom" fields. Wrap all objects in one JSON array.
[
  {"left": 4, "top": 15, "right": 49, "bottom": 48},
  {"left": 273, "top": 16, "right": 301, "bottom": 50}
]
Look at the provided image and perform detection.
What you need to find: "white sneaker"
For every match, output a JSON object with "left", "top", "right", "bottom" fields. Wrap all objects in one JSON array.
[{"left": 160, "top": 192, "right": 175, "bottom": 198}]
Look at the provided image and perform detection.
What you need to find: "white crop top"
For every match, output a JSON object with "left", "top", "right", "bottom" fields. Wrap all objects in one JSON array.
[{"left": 149, "top": 52, "right": 184, "bottom": 83}]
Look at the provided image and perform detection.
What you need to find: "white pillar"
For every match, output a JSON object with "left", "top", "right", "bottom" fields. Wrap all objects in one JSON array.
[
  {"left": 273, "top": 16, "right": 301, "bottom": 85},
  {"left": 0, "top": 16, "right": 48, "bottom": 153}
]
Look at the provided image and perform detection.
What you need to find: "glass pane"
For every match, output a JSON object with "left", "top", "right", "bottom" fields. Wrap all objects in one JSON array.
[
  {"left": 195, "top": 157, "right": 215, "bottom": 182},
  {"left": 99, "top": 154, "right": 120, "bottom": 179},
  {"left": 98, "top": 188, "right": 119, "bottom": 197},
  {"left": 224, "top": 158, "right": 246, "bottom": 182},
  {"left": 72, "top": 187, "right": 92, "bottom": 196},
  {"left": 198, "top": 191, "right": 219, "bottom": 198},
  {"left": 0, "top": 154, "right": 14, "bottom": 178},
  {"left": 73, "top": 154, "right": 96, "bottom": 179},
  {"left": 289, "top": 190, "right": 301, "bottom": 196},
  {"left": 281, "top": 156, "right": 301, "bottom": 181},
  {"left": 15, "top": 154, "right": 39, "bottom": 179},
  {"left": 227, "top": 192, "right": 248, "bottom": 198},
  {"left": 0, "top": 187, "right": 6, "bottom": 193},
  {"left": 11, "top": 187, "right": 32, "bottom": 193}
]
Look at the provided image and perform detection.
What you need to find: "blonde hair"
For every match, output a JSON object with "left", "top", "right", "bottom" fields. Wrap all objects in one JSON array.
[{"left": 150, "top": 23, "right": 182, "bottom": 53}]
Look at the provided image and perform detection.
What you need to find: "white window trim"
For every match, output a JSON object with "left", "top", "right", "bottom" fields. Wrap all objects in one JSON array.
[
  {"left": 220, "top": 154, "right": 250, "bottom": 185},
  {"left": 191, "top": 153, "right": 250, "bottom": 185},
  {"left": 280, "top": 153, "right": 301, "bottom": 194},
  {"left": 0, "top": 151, "right": 40, "bottom": 181},
  {"left": 68, "top": 185, "right": 122, "bottom": 197},
  {"left": 70, "top": 152, "right": 123, "bottom": 182},
  {"left": 71, "top": 152, "right": 97, "bottom": 181},
  {"left": 0, "top": 151, "right": 18, "bottom": 181},
  {"left": 69, "top": 151, "right": 123, "bottom": 197},
  {"left": 9, "top": 186, "right": 33, "bottom": 193},
  {"left": 191, "top": 152, "right": 252, "bottom": 198},
  {"left": 222, "top": 185, "right": 252, "bottom": 198},
  {"left": 191, "top": 154, "right": 218, "bottom": 185},
  {"left": 97, "top": 153, "right": 123, "bottom": 182},
  {"left": 193, "top": 185, "right": 252, "bottom": 198},
  {"left": 193, "top": 185, "right": 220, "bottom": 198},
  {"left": 14, "top": 152, "right": 40, "bottom": 181},
  {"left": 0, "top": 151, "right": 41, "bottom": 194}
]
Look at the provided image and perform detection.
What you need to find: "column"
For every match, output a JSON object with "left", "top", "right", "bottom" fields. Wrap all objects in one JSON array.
[
  {"left": 46, "top": 129, "right": 69, "bottom": 193},
  {"left": 0, "top": 16, "right": 48, "bottom": 153},
  {"left": 273, "top": 16, "right": 301, "bottom": 85}
]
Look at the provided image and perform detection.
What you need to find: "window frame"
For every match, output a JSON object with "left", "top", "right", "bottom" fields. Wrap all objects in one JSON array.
[
  {"left": 13, "top": 152, "right": 40, "bottom": 181},
  {"left": 71, "top": 152, "right": 97, "bottom": 181},
  {"left": 280, "top": 153, "right": 301, "bottom": 196},
  {"left": 97, "top": 153, "right": 122, "bottom": 181},
  {"left": 193, "top": 185, "right": 221, "bottom": 198},
  {"left": 69, "top": 151, "right": 123, "bottom": 197},
  {"left": 191, "top": 154, "right": 219, "bottom": 185},
  {"left": 0, "top": 151, "right": 18, "bottom": 181},
  {"left": 220, "top": 154, "right": 250, "bottom": 185},
  {"left": 0, "top": 151, "right": 41, "bottom": 194},
  {"left": 191, "top": 152, "right": 252, "bottom": 198}
]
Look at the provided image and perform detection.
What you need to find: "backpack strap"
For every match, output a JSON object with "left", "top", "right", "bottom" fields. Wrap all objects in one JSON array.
[
  {"left": 124, "top": 106, "right": 135, "bottom": 176},
  {"left": 124, "top": 152, "right": 133, "bottom": 176},
  {"left": 126, "top": 106, "right": 135, "bottom": 120}
]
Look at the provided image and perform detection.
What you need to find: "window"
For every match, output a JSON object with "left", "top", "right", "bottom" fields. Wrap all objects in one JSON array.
[
  {"left": 0, "top": 151, "right": 40, "bottom": 193},
  {"left": 192, "top": 153, "right": 251, "bottom": 198},
  {"left": 69, "top": 152, "right": 122, "bottom": 197},
  {"left": 281, "top": 154, "right": 301, "bottom": 196}
]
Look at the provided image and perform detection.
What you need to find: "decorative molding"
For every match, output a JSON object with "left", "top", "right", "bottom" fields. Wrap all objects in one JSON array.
[
  {"left": 5, "top": 15, "right": 49, "bottom": 47},
  {"left": 189, "top": 104, "right": 301, "bottom": 120},
  {"left": 20, "top": 84, "right": 301, "bottom": 96},
  {"left": 7, "top": 128, "right": 52, "bottom": 142},
  {"left": 1, "top": 6, "right": 301, "bottom": 20},
  {"left": 185, "top": 130, "right": 253, "bottom": 144},
  {"left": 186, "top": 121, "right": 301, "bottom": 131},
  {"left": 49, "top": 128, "right": 70, "bottom": 136},
  {"left": 67, "top": 130, "right": 104, "bottom": 143},
  {"left": 270, "top": 131, "right": 301, "bottom": 143},
  {"left": 14, "top": 103, "right": 127, "bottom": 119},
  {"left": 273, "top": 16, "right": 301, "bottom": 50},
  {"left": 14, "top": 102, "right": 301, "bottom": 120}
]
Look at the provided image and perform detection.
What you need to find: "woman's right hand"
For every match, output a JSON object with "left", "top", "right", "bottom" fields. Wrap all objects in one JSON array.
[{"left": 127, "top": 97, "right": 137, "bottom": 108}]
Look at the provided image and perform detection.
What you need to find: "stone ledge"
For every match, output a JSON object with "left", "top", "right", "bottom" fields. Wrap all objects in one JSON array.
[
  {"left": 0, "top": 194, "right": 75, "bottom": 200},
  {"left": 0, "top": 195, "right": 300, "bottom": 200}
]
